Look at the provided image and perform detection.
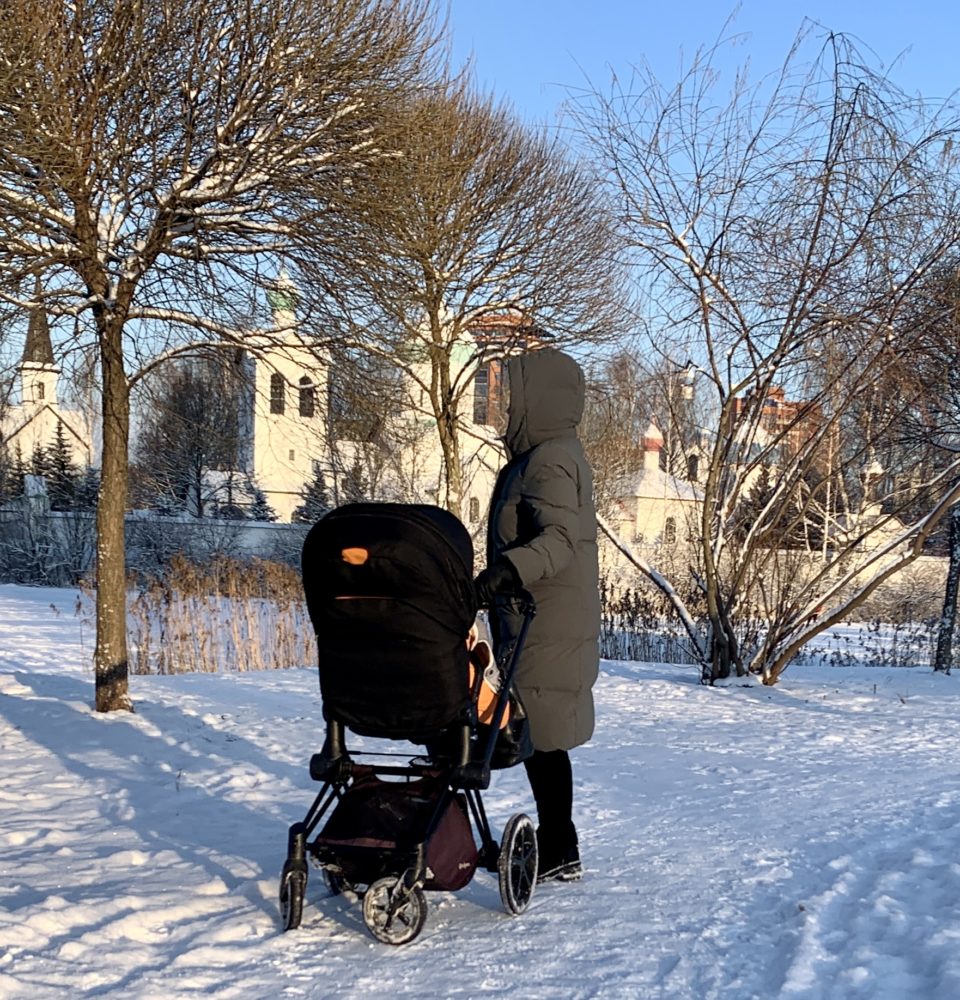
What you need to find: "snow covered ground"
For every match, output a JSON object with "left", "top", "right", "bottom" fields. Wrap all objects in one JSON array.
[{"left": 1, "top": 583, "right": 959, "bottom": 999}]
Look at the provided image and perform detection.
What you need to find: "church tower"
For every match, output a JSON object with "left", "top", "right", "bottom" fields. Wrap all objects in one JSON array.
[
  {"left": 0, "top": 278, "right": 94, "bottom": 471},
  {"left": 19, "top": 279, "right": 60, "bottom": 408},
  {"left": 245, "top": 271, "right": 329, "bottom": 521}
]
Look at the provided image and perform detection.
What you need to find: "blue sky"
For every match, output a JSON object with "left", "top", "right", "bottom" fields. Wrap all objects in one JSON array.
[{"left": 446, "top": 1, "right": 959, "bottom": 123}]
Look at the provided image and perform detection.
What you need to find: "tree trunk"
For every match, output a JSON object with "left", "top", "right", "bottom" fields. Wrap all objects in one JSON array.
[
  {"left": 437, "top": 405, "right": 463, "bottom": 519},
  {"left": 933, "top": 503, "right": 960, "bottom": 674},
  {"left": 706, "top": 605, "right": 743, "bottom": 683},
  {"left": 94, "top": 316, "right": 132, "bottom": 712}
]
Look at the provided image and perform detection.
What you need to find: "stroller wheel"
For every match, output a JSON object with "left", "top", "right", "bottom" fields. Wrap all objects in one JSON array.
[
  {"left": 324, "top": 868, "right": 347, "bottom": 896},
  {"left": 279, "top": 864, "right": 307, "bottom": 931},
  {"left": 362, "top": 876, "right": 427, "bottom": 945},
  {"left": 498, "top": 813, "right": 537, "bottom": 915}
]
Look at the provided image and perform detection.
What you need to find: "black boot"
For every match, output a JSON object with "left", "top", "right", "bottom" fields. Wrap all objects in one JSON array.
[{"left": 536, "top": 822, "right": 582, "bottom": 883}]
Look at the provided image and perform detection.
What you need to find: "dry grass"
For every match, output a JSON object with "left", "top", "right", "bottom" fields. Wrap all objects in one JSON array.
[{"left": 126, "top": 555, "right": 316, "bottom": 674}]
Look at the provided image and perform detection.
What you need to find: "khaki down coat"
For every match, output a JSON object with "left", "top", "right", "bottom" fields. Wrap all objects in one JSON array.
[{"left": 487, "top": 348, "right": 601, "bottom": 751}]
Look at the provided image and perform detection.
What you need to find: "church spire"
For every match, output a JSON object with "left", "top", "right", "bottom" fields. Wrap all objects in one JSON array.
[
  {"left": 19, "top": 277, "right": 59, "bottom": 407},
  {"left": 22, "top": 277, "right": 55, "bottom": 367}
]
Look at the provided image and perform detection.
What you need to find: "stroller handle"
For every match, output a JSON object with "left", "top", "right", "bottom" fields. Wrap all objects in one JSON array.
[{"left": 478, "top": 592, "right": 535, "bottom": 764}]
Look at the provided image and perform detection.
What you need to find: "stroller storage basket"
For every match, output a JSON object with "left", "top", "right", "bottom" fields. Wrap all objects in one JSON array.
[{"left": 314, "top": 772, "right": 477, "bottom": 891}]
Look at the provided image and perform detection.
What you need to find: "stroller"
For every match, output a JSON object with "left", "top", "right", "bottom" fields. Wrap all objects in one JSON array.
[{"left": 279, "top": 502, "right": 538, "bottom": 945}]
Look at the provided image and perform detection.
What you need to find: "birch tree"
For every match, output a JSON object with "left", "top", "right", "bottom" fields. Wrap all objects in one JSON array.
[
  {"left": 0, "top": 0, "right": 439, "bottom": 710},
  {"left": 574, "top": 27, "right": 960, "bottom": 683},
  {"left": 580, "top": 351, "right": 654, "bottom": 512},
  {"left": 310, "top": 77, "right": 625, "bottom": 517}
]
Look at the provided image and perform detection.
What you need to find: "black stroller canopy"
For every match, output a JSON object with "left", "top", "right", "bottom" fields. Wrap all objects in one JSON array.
[
  {"left": 302, "top": 503, "right": 474, "bottom": 618},
  {"left": 301, "top": 503, "right": 478, "bottom": 741}
]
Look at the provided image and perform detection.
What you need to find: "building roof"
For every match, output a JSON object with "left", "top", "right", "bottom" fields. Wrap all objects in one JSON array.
[
  {"left": 1, "top": 405, "right": 91, "bottom": 456},
  {"left": 266, "top": 269, "right": 299, "bottom": 316},
  {"left": 611, "top": 466, "right": 701, "bottom": 502}
]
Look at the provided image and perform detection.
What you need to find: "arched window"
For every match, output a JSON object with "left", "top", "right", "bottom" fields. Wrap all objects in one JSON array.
[
  {"left": 687, "top": 454, "right": 699, "bottom": 482},
  {"left": 663, "top": 517, "right": 677, "bottom": 546},
  {"left": 473, "top": 365, "right": 490, "bottom": 424},
  {"left": 299, "top": 375, "right": 315, "bottom": 418},
  {"left": 270, "top": 373, "right": 285, "bottom": 414},
  {"left": 469, "top": 497, "right": 480, "bottom": 523},
  {"left": 36, "top": 381, "right": 45, "bottom": 400}
]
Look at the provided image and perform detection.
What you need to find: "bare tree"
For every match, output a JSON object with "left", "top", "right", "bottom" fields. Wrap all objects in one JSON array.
[
  {"left": 0, "top": 0, "right": 440, "bottom": 709},
  {"left": 311, "top": 77, "right": 626, "bottom": 517},
  {"left": 574, "top": 27, "right": 960, "bottom": 683},
  {"left": 323, "top": 344, "right": 406, "bottom": 503},
  {"left": 585, "top": 350, "right": 707, "bottom": 490},
  {"left": 131, "top": 354, "right": 247, "bottom": 516},
  {"left": 881, "top": 263, "right": 960, "bottom": 672}
]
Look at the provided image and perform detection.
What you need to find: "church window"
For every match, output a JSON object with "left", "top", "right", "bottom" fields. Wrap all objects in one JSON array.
[
  {"left": 469, "top": 497, "right": 480, "bottom": 522},
  {"left": 299, "top": 376, "right": 315, "bottom": 418},
  {"left": 473, "top": 360, "right": 507, "bottom": 431},
  {"left": 664, "top": 517, "right": 677, "bottom": 546},
  {"left": 270, "top": 373, "right": 285, "bottom": 414},
  {"left": 36, "top": 381, "right": 45, "bottom": 400},
  {"left": 473, "top": 365, "right": 489, "bottom": 424}
]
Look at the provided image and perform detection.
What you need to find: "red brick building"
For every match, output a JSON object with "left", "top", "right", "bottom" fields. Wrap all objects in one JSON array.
[
  {"left": 731, "top": 385, "right": 826, "bottom": 465},
  {"left": 470, "top": 312, "right": 546, "bottom": 428}
]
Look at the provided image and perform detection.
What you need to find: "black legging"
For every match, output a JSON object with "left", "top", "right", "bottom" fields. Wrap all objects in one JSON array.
[{"left": 523, "top": 748, "right": 575, "bottom": 844}]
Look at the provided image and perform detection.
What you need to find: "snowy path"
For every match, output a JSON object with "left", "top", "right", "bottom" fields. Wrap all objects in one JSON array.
[{"left": 1, "top": 586, "right": 959, "bottom": 998}]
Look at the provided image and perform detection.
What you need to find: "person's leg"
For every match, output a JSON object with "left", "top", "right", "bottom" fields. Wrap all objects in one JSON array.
[
  {"left": 523, "top": 749, "right": 582, "bottom": 881},
  {"left": 523, "top": 748, "right": 573, "bottom": 837}
]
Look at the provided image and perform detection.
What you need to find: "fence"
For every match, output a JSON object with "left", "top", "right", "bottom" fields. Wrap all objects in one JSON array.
[{"left": 0, "top": 499, "right": 309, "bottom": 585}]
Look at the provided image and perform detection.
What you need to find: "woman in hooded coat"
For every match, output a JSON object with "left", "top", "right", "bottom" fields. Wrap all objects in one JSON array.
[{"left": 474, "top": 347, "right": 601, "bottom": 882}]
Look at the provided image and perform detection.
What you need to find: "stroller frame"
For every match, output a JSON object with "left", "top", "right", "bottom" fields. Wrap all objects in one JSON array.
[{"left": 280, "top": 591, "right": 538, "bottom": 945}]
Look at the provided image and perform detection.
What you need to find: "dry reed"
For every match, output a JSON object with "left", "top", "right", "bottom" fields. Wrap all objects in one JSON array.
[{"left": 126, "top": 554, "right": 316, "bottom": 674}]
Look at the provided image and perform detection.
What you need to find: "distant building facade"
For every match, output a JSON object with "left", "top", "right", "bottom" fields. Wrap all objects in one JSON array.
[
  {"left": 609, "top": 421, "right": 701, "bottom": 549},
  {"left": 731, "top": 385, "right": 827, "bottom": 470},
  {"left": 470, "top": 312, "right": 546, "bottom": 429},
  {"left": 234, "top": 273, "right": 333, "bottom": 522},
  {"left": 2, "top": 284, "right": 541, "bottom": 528},
  {"left": 231, "top": 287, "right": 521, "bottom": 524}
]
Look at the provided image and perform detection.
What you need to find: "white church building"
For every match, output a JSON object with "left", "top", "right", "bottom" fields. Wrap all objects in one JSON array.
[
  {"left": 609, "top": 421, "right": 701, "bottom": 549},
  {"left": 230, "top": 273, "right": 503, "bottom": 525},
  {"left": 233, "top": 275, "right": 333, "bottom": 521},
  {"left": 2, "top": 274, "right": 504, "bottom": 528},
  {"left": 0, "top": 287, "right": 94, "bottom": 472}
]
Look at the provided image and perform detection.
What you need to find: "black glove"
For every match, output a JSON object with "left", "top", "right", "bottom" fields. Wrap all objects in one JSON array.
[{"left": 474, "top": 560, "right": 520, "bottom": 607}]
